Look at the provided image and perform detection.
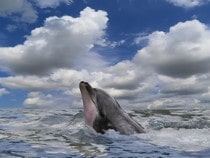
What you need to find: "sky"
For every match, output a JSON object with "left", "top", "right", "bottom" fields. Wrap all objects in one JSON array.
[{"left": 0, "top": 0, "right": 210, "bottom": 109}]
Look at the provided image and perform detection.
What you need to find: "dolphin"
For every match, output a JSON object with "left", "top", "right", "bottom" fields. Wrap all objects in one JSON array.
[{"left": 79, "top": 81, "right": 145, "bottom": 135}]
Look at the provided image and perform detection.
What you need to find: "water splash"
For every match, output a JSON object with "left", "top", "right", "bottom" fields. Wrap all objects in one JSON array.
[{"left": 0, "top": 106, "right": 209, "bottom": 157}]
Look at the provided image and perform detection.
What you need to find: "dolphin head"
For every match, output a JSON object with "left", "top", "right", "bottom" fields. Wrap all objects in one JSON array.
[
  {"left": 79, "top": 81, "right": 98, "bottom": 127},
  {"left": 79, "top": 81, "right": 145, "bottom": 134},
  {"left": 79, "top": 81, "right": 116, "bottom": 133}
]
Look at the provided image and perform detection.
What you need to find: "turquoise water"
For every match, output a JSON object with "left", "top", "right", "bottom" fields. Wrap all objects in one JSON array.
[{"left": 0, "top": 105, "right": 210, "bottom": 157}]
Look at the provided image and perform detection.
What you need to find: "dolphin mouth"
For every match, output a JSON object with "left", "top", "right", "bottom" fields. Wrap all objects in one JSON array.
[{"left": 79, "top": 81, "right": 98, "bottom": 126}]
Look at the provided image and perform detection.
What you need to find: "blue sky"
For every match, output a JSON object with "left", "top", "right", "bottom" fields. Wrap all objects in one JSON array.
[{"left": 1, "top": 0, "right": 210, "bottom": 108}]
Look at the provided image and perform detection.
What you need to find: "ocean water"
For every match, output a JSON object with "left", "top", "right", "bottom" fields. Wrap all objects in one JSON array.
[{"left": 0, "top": 104, "right": 210, "bottom": 158}]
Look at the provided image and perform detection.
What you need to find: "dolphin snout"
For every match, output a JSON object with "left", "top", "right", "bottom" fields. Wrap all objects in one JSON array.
[{"left": 79, "top": 81, "right": 87, "bottom": 88}]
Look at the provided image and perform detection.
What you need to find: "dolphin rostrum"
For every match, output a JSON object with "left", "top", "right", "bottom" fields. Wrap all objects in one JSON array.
[{"left": 79, "top": 81, "right": 145, "bottom": 135}]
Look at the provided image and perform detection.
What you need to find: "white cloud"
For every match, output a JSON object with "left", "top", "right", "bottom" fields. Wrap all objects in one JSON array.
[
  {"left": 166, "top": 0, "right": 210, "bottom": 8},
  {"left": 0, "top": 0, "right": 24, "bottom": 15},
  {"left": 109, "top": 40, "right": 126, "bottom": 48},
  {"left": 158, "top": 75, "right": 208, "bottom": 96},
  {"left": 100, "top": 61, "right": 136, "bottom": 88},
  {"left": 0, "top": 7, "right": 108, "bottom": 75},
  {"left": 0, "top": 0, "right": 75, "bottom": 24},
  {"left": 1, "top": 11, "right": 210, "bottom": 108},
  {"left": 96, "top": 19, "right": 210, "bottom": 104},
  {"left": 0, "top": 69, "right": 90, "bottom": 91},
  {"left": 0, "top": 88, "right": 9, "bottom": 96},
  {"left": 20, "top": 1, "right": 38, "bottom": 23},
  {"left": 135, "top": 20, "right": 210, "bottom": 78},
  {"left": 0, "top": 0, "right": 37, "bottom": 23},
  {"left": 133, "top": 33, "right": 149, "bottom": 46},
  {"left": 120, "top": 19, "right": 210, "bottom": 106},
  {"left": 23, "top": 92, "right": 55, "bottom": 106},
  {"left": 0, "top": 76, "right": 57, "bottom": 90},
  {"left": 0, "top": 69, "right": 112, "bottom": 99},
  {"left": 23, "top": 91, "right": 79, "bottom": 108},
  {"left": 35, "top": 0, "right": 74, "bottom": 8}
]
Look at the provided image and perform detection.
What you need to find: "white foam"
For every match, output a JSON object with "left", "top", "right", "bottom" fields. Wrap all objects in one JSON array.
[{"left": 139, "top": 128, "right": 210, "bottom": 152}]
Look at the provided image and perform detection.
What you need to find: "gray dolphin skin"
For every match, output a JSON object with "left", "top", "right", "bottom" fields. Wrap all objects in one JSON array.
[{"left": 79, "top": 81, "right": 145, "bottom": 135}]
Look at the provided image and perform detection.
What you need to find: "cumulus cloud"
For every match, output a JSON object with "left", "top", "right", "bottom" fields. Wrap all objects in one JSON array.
[
  {"left": 116, "top": 19, "right": 210, "bottom": 107},
  {"left": 166, "top": 0, "right": 207, "bottom": 8},
  {"left": 0, "top": 69, "right": 113, "bottom": 100},
  {"left": 1, "top": 12, "right": 210, "bottom": 108},
  {"left": 0, "top": 7, "right": 108, "bottom": 75},
  {"left": 158, "top": 75, "right": 208, "bottom": 96},
  {"left": 23, "top": 91, "right": 80, "bottom": 108},
  {"left": 23, "top": 92, "right": 55, "bottom": 106},
  {"left": 0, "top": 69, "right": 92, "bottom": 91},
  {"left": 98, "top": 19, "right": 210, "bottom": 104},
  {"left": 0, "top": 88, "right": 9, "bottom": 96},
  {"left": 135, "top": 20, "right": 210, "bottom": 78},
  {"left": 0, "top": 76, "right": 57, "bottom": 90},
  {"left": 100, "top": 61, "right": 138, "bottom": 90},
  {"left": 0, "top": 0, "right": 37, "bottom": 23}
]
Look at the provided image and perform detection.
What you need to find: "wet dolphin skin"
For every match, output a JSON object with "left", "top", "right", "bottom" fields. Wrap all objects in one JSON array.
[{"left": 79, "top": 81, "right": 145, "bottom": 135}]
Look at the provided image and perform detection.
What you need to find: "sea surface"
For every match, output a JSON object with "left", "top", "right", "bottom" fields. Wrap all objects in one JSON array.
[{"left": 0, "top": 103, "right": 210, "bottom": 158}]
